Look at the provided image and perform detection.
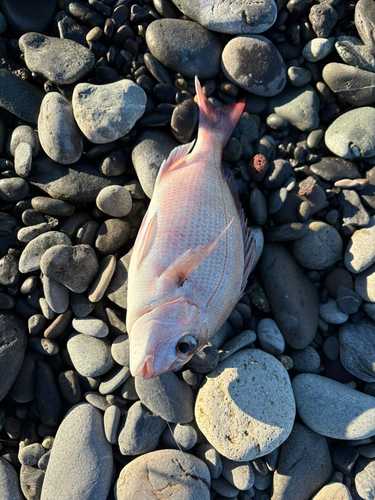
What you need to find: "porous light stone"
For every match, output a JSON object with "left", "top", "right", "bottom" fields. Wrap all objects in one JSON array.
[
  {"left": 38, "top": 92, "right": 83, "bottom": 164},
  {"left": 345, "top": 216, "right": 375, "bottom": 273},
  {"left": 222, "top": 35, "right": 286, "bottom": 97},
  {"left": 116, "top": 449, "right": 210, "bottom": 500},
  {"left": 195, "top": 349, "right": 295, "bottom": 461},
  {"left": 292, "top": 373, "right": 375, "bottom": 439},
  {"left": 72, "top": 80, "right": 147, "bottom": 144},
  {"left": 170, "top": 0, "right": 277, "bottom": 34},
  {"left": 40, "top": 403, "right": 113, "bottom": 500}
]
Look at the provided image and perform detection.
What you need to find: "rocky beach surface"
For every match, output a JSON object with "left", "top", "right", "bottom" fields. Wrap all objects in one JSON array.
[{"left": 1, "top": 0, "right": 375, "bottom": 499}]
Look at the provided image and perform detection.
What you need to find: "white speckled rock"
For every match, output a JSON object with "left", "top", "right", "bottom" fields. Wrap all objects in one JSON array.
[
  {"left": 171, "top": 0, "right": 277, "bottom": 34},
  {"left": 72, "top": 80, "right": 146, "bottom": 144},
  {"left": 195, "top": 349, "right": 295, "bottom": 461},
  {"left": 345, "top": 216, "right": 375, "bottom": 273},
  {"left": 293, "top": 373, "right": 375, "bottom": 439},
  {"left": 41, "top": 403, "right": 113, "bottom": 500}
]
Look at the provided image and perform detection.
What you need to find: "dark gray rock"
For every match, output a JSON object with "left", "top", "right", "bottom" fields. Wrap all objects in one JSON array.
[
  {"left": 35, "top": 359, "right": 63, "bottom": 426},
  {"left": 185, "top": 344, "right": 219, "bottom": 374},
  {"left": 264, "top": 222, "right": 307, "bottom": 242},
  {"left": 323, "top": 63, "right": 375, "bottom": 106},
  {"left": 29, "top": 156, "right": 127, "bottom": 203},
  {"left": 171, "top": 99, "right": 199, "bottom": 144},
  {"left": 335, "top": 36, "right": 375, "bottom": 73},
  {"left": 195, "top": 443, "right": 222, "bottom": 479},
  {"left": 264, "top": 159, "right": 292, "bottom": 189},
  {"left": 310, "top": 156, "right": 360, "bottom": 182},
  {"left": 9, "top": 348, "right": 43, "bottom": 403},
  {"left": 159, "top": 423, "right": 197, "bottom": 451},
  {"left": 0, "top": 254, "right": 19, "bottom": 285},
  {"left": 0, "top": 457, "right": 23, "bottom": 500},
  {"left": 0, "top": 0, "right": 56, "bottom": 34},
  {"left": 0, "top": 312, "right": 27, "bottom": 401},
  {"left": 0, "top": 177, "right": 29, "bottom": 202},
  {"left": 260, "top": 244, "right": 320, "bottom": 349},
  {"left": 146, "top": 19, "right": 222, "bottom": 79},
  {"left": 19, "top": 443, "right": 45, "bottom": 466},
  {"left": 106, "top": 249, "right": 132, "bottom": 309},
  {"left": 309, "top": 3, "right": 337, "bottom": 37},
  {"left": 222, "top": 35, "right": 286, "bottom": 97},
  {"left": 289, "top": 346, "right": 320, "bottom": 373},
  {"left": 272, "top": 423, "right": 331, "bottom": 500},
  {"left": 118, "top": 401, "right": 167, "bottom": 455},
  {"left": 95, "top": 218, "right": 131, "bottom": 255}
]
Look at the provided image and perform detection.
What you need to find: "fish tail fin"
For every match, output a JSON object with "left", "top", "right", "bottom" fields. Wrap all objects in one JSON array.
[{"left": 195, "top": 75, "right": 245, "bottom": 147}]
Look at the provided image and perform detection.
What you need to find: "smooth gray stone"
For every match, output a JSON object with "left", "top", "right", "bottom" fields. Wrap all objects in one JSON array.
[
  {"left": 256, "top": 318, "right": 285, "bottom": 355},
  {"left": 339, "top": 189, "right": 370, "bottom": 227},
  {"left": 302, "top": 37, "right": 335, "bottom": 62},
  {"left": 103, "top": 405, "right": 121, "bottom": 444},
  {"left": 264, "top": 222, "right": 307, "bottom": 242},
  {"left": 218, "top": 329, "right": 257, "bottom": 363},
  {"left": 9, "top": 348, "right": 43, "bottom": 403},
  {"left": 339, "top": 318, "right": 375, "bottom": 382},
  {"left": 0, "top": 177, "right": 29, "bottom": 202},
  {"left": 35, "top": 358, "right": 63, "bottom": 426},
  {"left": 72, "top": 80, "right": 146, "bottom": 144},
  {"left": 288, "top": 66, "right": 312, "bottom": 87},
  {"left": 345, "top": 216, "right": 375, "bottom": 273},
  {"left": 336, "top": 36, "right": 375, "bottom": 73},
  {"left": 111, "top": 335, "right": 129, "bottom": 367},
  {"left": 319, "top": 298, "right": 349, "bottom": 324},
  {"left": 146, "top": 19, "right": 222, "bottom": 79},
  {"left": 72, "top": 317, "right": 109, "bottom": 338},
  {"left": 355, "top": 458, "right": 375, "bottom": 500},
  {"left": 272, "top": 423, "right": 331, "bottom": 500},
  {"left": 40, "top": 404, "right": 113, "bottom": 500},
  {"left": 260, "top": 244, "right": 320, "bottom": 349},
  {"left": 118, "top": 401, "right": 167, "bottom": 455},
  {"left": 267, "top": 85, "right": 320, "bottom": 132},
  {"left": 43, "top": 275, "right": 69, "bottom": 314},
  {"left": 0, "top": 457, "right": 23, "bottom": 500},
  {"left": 355, "top": 0, "right": 375, "bottom": 48},
  {"left": 310, "top": 156, "right": 360, "bottom": 182},
  {"left": 159, "top": 423, "right": 197, "bottom": 451},
  {"left": 293, "top": 373, "right": 375, "bottom": 440},
  {"left": 355, "top": 263, "right": 375, "bottom": 302},
  {"left": 264, "top": 159, "right": 292, "bottom": 189},
  {"left": 323, "top": 63, "right": 375, "bottom": 106},
  {"left": 171, "top": 0, "right": 277, "bottom": 34},
  {"left": 99, "top": 364, "right": 130, "bottom": 394},
  {"left": 325, "top": 107, "right": 375, "bottom": 159},
  {"left": 135, "top": 370, "right": 194, "bottom": 424},
  {"left": 29, "top": 156, "right": 127, "bottom": 203},
  {"left": 38, "top": 92, "right": 83, "bottom": 164},
  {"left": 20, "top": 465, "right": 44, "bottom": 500},
  {"left": 221, "top": 456, "right": 254, "bottom": 490},
  {"left": 106, "top": 250, "right": 132, "bottom": 309},
  {"left": 19, "top": 443, "right": 45, "bottom": 466},
  {"left": 0, "top": 312, "right": 27, "bottom": 401},
  {"left": 0, "top": 69, "right": 44, "bottom": 124},
  {"left": 195, "top": 443, "right": 222, "bottom": 479},
  {"left": 116, "top": 450, "right": 210, "bottom": 500},
  {"left": 67, "top": 332, "right": 115, "bottom": 378},
  {"left": 289, "top": 346, "right": 320, "bottom": 373},
  {"left": 96, "top": 185, "right": 133, "bottom": 217},
  {"left": 222, "top": 35, "right": 286, "bottom": 97},
  {"left": 131, "top": 130, "right": 178, "bottom": 198}
]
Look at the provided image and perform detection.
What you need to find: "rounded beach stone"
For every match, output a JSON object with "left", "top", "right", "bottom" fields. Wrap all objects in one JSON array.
[
  {"left": 38, "top": 92, "right": 83, "bottom": 164},
  {"left": 87, "top": 254, "right": 117, "bottom": 303},
  {"left": 312, "top": 482, "right": 352, "bottom": 500},
  {"left": 302, "top": 37, "right": 335, "bottom": 62},
  {"left": 256, "top": 318, "right": 285, "bottom": 355},
  {"left": 19, "top": 443, "right": 45, "bottom": 466},
  {"left": 135, "top": 370, "right": 195, "bottom": 424},
  {"left": 292, "top": 221, "right": 342, "bottom": 270},
  {"left": 72, "top": 317, "right": 109, "bottom": 338},
  {"left": 339, "top": 318, "right": 375, "bottom": 383},
  {"left": 289, "top": 346, "right": 321, "bottom": 373},
  {"left": 272, "top": 423, "right": 331, "bottom": 500},
  {"left": 293, "top": 373, "right": 375, "bottom": 439},
  {"left": 195, "top": 349, "right": 295, "bottom": 461},
  {"left": 323, "top": 63, "right": 375, "bottom": 106},
  {"left": 325, "top": 107, "right": 375, "bottom": 158},
  {"left": 145, "top": 19, "right": 222, "bottom": 79},
  {"left": 355, "top": 263, "right": 375, "bottom": 302},
  {"left": 355, "top": 458, "right": 375, "bottom": 500},
  {"left": 0, "top": 177, "right": 29, "bottom": 202},
  {"left": 20, "top": 465, "right": 44, "bottom": 500},
  {"left": 19, "top": 32, "right": 95, "bottom": 85},
  {"left": 96, "top": 185, "right": 133, "bottom": 217},
  {"left": 0, "top": 457, "right": 23, "bottom": 500},
  {"left": 106, "top": 249, "right": 132, "bottom": 309},
  {"left": 222, "top": 35, "right": 286, "bottom": 97},
  {"left": 345, "top": 216, "right": 375, "bottom": 273},
  {"left": 67, "top": 332, "right": 115, "bottom": 377},
  {"left": 221, "top": 456, "right": 254, "bottom": 490},
  {"left": 40, "top": 403, "right": 113, "bottom": 500},
  {"left": 170, "top": 0, "right": 277, "bottom": 34},
  {"left": 116, "top": 449, "right": 210, "bottom": 500},
  {"left": 72, "top": 79, "right": 146, "bottom": 144}
]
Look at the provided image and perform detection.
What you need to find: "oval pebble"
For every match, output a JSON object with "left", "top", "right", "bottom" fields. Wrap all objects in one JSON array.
[
  {"left": 195, "top": 443, "right": 222, "bottom": 479},
  {"left": 319, "top": 298, "right": 349, "bottom": 324},
  {"left": 289, "top": 346, "right": 321, "bottom": 373},
  {"left": 0, "top": 457, "right": 23, "bottom": 500},
  {"left": 103, "top": 405, "right": 121, "bottom": 444},
  {"left": 218, "top": 330, "right": 257, "bottom": 363},
  {"left": 345, "top": 216, "right": 375, "bottom": 274},
  {"left": 96, "top": 185, "right": 133, "bottom": 217},
  {"left": 195, "top": 349, "right": 295, "bottom": 461},
  {"left": 256, "top": 318, "right": 285, "bottom": 355},
  {"left": 18, "top": 443, "right": 45, "bottom": 466},
  {"left": 67, "top": 332, "right": 115, "bottom": 377},
  {"left": 72, "top": 317, "right": 109, "bottom": 338}
]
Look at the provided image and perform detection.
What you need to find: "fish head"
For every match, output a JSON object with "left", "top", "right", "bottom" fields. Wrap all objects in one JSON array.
[{"left": 129, "top": 297, "right": 208, "bottom": 379}]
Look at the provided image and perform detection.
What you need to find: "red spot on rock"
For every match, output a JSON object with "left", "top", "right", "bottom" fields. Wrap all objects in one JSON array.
[{"left": 248, "top": 154, "right": 268, "bottom": 182}]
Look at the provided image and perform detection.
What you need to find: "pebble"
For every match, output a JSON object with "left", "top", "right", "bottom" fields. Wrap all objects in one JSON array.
[
  {"left": 171, "top": 99, "right": 199, "bottom": 144},
  {"left": 160, "top": 423, "right": 198, "bottom": 451},
  {"left": 72, "top": 79, "right": 146, "bottom": 144},
  {"left": 345, "top": 217, "right": 375, "bottom": 273},
  {"left": 44, "top": 309, "right": 72, "bottom": 339},
  {"left": 185, "top": 344, "right": 219, "bottom": 374},
  {"left": 195, "top": 443, "right": 222, "bottom": 479},
  {"left": 355, "top": 458, "right": 375, "bottom": 500},
  {"left": 249, "top": 189, "right": 267, "bottom": 226},
  {"left": 19, "top": 32, "right": 95, "bottom": 85},
  {"left": 313, "top": 482, "right": 352, "bottom": 500},
  {"left": 289, "top": 346, "right": 321, "bottom": 373},
  {"left": 319, "top": 298, "right": 349, "bottom": 324},
  {"left": 95, "top": 218, "right": 131, "bottom": 254},
  {"left": 268, "top": 187, "right": 287, "bottom": 214},
  {"left": 38, "top": 92, "right": 83, "bottom": 164},
  {"left": 20, "top": 465, "right": 45, "bottom": 500},
  {"left": 218, "top": 329, "right": 257, "bottom": 363},
  {"left": 99, "top": 148, "right": 127, "bottom": 177},
  {"left": 0, "top": 177, "right": 29, "bottom": 202},
  {"left": 67, "top": 332, "right": 114, "bottom": 377},
  {"left": 29, "top": 156, "right": 127, "bottom": 203},
  {"left": 287, "top": 66, "right": 312, "bottom": 87},
  {"left": 99, "top": 364, "right": 130, "bottom": 394},
  {"left": 222, "top": 35, "right": 286, "bottom": 97},
  {"left": 103, "top": 405, "right": 121, "bottom": 445},
  {"left": 31, "top": 196, "right": 74, "bottom": 217},
  {"left": 335, "top": 36, "right": 375, "bottom": 73},
  {"left": 310, "top": 156, "right": 361, "bottom": 182},
  {"left": 309, "top": 3, "right": 337, "bottom": 37},
  {"left": 195, "top": 349, "right": 295, "bottom": 461},
  {"left": 116, "top": 449, "right": 210, "bottom": 500},
  {"left": 293, "top": 373, "right": 375, "bottom": 439},
  {"left": 0, "top": 253, "right": 19, "bottom": 285},
  {"left": 355, "top": 262, "right": 375, "bottom": 302},
  {"left": 263, "top": 222, "right": 307, "bottom": 242},
  {"left": 325, "top": 107, "right": 375, "bottom": 159},
  {"left": 292, "top": 221, "right": 342, "bottom": 270},
  {"left": 211, "top": 476, "right": 239, "bottom": 497},
  {"left": 106, "top": 250, "right": 132, "bottom": 309},
  {"left": 170, "top": 0, "right": 277, "bottom": 34},
  {"left": 72, "top": 316, "right": 108, "bottom": 338},
  {"left": 111, "top": 335, "right": 129, "bottom": 367},
  {"left": 272, "top": 423, "right": 331, "bottom": 500},
  {"left": 256, "top": 318, "right": 285, "bottom": 355},
  {"left": 0, "top": 457, "right": 23, "bottom": 500},
  {"left": 96, "top": 185, "right": 133, "bottom": 217},
  {"left": 35, "top": 358, "right": 63, "bottom": 426},
  {"left": 146, "top": 19, "right": 222, "bottom": 79},
  {"left": 42, "top": 276, "right": 69, "bottom": 314},
  {"left": 41, "top": 244, "right": 99, "bottom": 293},
  {"left": 135, "top": 370, "right": 194, "bottom": 424},
  {"left": 339, "top": 189, "right": 370, "bottom": 227},
  {"left": 221, "top": 457, "right": 254, "bottom": 490},
  {"left": 302, "top": 37, "right": 335, "bottom": 62},
  {"left": 339, "top": 318, "right": 375, "bottom": 383},
  {"left": 58, "top": 370, "right": 81, "bottom": 404},
  {"left": 264, "top": 159, "right": 292, "bottom": 189},
  {"left": 323, "top": 63, "right": 375, "bottom": 107},
  {"left": 267, "top": 85, "right": 320, "bottom": 132},
  {"left": 260, "top": 243, "right": 319, "bottom": 349},
  {"left": 337, "top": 286, "right": 362, "bottom": 314},
  {"left": 84, "top": 392, "right": 110, "bottom": 412},
  {"left": 18, "top": 443, "right": 45, "bottom": 466},
  {"left": 40, "top": 404, "right": 113, "bottom": 500}
]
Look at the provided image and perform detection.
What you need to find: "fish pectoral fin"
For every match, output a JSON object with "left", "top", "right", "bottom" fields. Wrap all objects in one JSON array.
[
  {"left": 132, "top": 210, "right": 157, "bottom": 268},
  {"left": 159, "top": 218, "right": 234, "bottom": 286},
  {"left": 155, "top": 140, "right": 195, "bottom": 186}
]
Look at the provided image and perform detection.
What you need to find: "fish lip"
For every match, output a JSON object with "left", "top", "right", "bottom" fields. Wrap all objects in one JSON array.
[{"left": 132, "top": 354, "right": 154, "bottom": 379}]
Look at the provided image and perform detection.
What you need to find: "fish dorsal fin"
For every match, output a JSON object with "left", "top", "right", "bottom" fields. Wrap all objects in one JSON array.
[
  {"left": 133, "top": 210, "right": 157, "bottom": 268},
  {"left": 159, "top": 218, "right": 233, "bottom": 286},
  {"left": 155, "top": 140, "right": 195, "bottom": 187}
]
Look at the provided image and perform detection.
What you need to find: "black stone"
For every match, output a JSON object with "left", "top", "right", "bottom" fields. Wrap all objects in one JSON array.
[
  {"left": 35, "top": 359, "right": 63, "bottom": 426},
  {"left": 310, "top": 157, "right": 361, "bottom": 182},
  {"left": 336, "top": 286, "right": 362, "bottom": 314},
  {"left": 0, "top": 0, "right": 57, "bottom": 34},
  {"left": 67, "top": 2, "right": 106, "bottom": 28},
  {"left": 143, "top": 52, "right": 173, "bottom": 85},
  {"left": 331, "top": 441, "right": 359, "bottom": 474},
  {"left": 171, "top": 99, "right": 199, "bottom": 144}
]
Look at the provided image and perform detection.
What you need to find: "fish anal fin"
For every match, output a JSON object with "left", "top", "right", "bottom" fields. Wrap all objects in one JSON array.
[
  {"left": 133, "top": 211, "right": 157, "bottom": 268},
  {"left": 159, "top": 219, "right": 233, "bottom": 286},
  {"left": 155, "top": 140, "right": 195, "bottom": 187}
]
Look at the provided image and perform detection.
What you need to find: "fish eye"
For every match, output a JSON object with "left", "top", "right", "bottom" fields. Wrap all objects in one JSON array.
[{"left": 176, "top": 335, "right": 198, "bottom": 359}]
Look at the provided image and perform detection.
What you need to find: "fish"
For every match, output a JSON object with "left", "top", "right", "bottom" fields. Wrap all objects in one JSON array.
[{"left": 127, "top": 76, "right": 255, "bottom": 379}]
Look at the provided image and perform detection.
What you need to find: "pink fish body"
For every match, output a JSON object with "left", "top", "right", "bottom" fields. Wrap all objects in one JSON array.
[{"left": 127, "top": 77, "right": 254, "bottom": 379}]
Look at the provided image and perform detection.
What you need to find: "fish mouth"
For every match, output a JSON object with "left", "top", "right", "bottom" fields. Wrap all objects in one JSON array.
[{"left": 133, "top": 354, "right": 154, "bottom": 379}]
